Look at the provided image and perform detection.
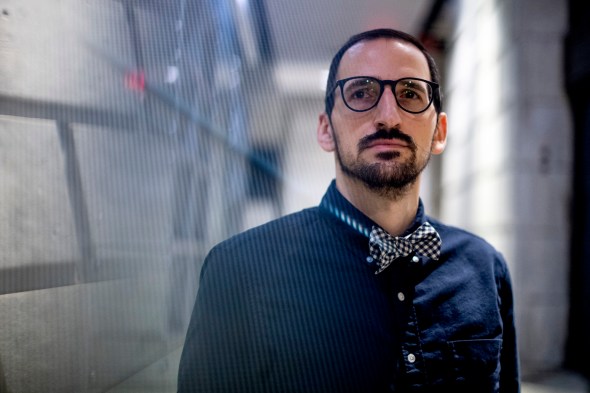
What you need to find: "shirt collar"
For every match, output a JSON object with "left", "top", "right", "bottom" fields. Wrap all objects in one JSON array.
[{"left": 319, "top": 180, "right": 427, "bottom": 238}]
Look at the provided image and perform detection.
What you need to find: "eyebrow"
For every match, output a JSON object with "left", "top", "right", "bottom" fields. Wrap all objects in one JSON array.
[
  {"left": 399, "top": 79, "right": 429, "bottom": 94},
  {"left": 346, "top": 78, "right": 376, "bottom": 88}
]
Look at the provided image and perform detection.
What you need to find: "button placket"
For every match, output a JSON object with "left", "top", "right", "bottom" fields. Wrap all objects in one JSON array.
[{"left": 399, "top": 305, "right": 425, "bottom": 384}]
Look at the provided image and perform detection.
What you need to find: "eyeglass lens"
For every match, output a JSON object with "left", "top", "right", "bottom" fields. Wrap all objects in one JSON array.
[{"left": 341, "top": 77, "right": 433, "bottom": 113}]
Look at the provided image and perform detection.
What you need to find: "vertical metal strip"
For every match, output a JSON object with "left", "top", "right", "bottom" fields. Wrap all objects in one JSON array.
[{"left": 56, "top": 121, "right": 94, "bottom": 282}]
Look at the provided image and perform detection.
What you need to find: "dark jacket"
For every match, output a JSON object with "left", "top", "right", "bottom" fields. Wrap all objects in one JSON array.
[{"left": 178, "top": 182, "right": 520, "bottom": 392}]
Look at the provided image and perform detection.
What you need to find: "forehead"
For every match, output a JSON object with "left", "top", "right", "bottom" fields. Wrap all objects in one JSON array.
[{"left": 338, "top": 38, "right": 431, "bottom": 80}]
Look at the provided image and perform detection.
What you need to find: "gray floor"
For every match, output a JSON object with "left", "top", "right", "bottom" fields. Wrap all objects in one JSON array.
[
  {"left": 107, "top": 347, "right": 589, "bottom": 393},
  {"left": 521, "top": 372, "right": 589, "bottom": 393}
]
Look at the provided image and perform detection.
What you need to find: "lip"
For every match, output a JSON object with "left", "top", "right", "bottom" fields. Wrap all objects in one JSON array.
[{"left": 365, "top": 139, "right": 409, "bottom": 150}]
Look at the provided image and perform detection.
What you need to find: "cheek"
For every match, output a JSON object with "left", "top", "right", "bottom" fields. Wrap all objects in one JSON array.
[
  {"left": 412, "top": 118, "right": 438, "bottom": 144},
  {"left": 332, "top": 115, "right": 371, "bottom": 143},
  {"left": 335, "top": 132, "right": 361, "bottom": 154}
]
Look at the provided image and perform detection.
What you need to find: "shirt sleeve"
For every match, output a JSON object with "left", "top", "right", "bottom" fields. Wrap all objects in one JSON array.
[
  {"left": 177, "top": 245, "right": 260, "bottom": 393},
  {"left": 496, "top": 253, "right": 521, "bottom": 393}
]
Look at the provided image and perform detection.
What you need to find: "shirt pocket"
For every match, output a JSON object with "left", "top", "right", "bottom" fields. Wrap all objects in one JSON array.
[{"left": 446, "top": 338, "right": 502, "bottom": 392}]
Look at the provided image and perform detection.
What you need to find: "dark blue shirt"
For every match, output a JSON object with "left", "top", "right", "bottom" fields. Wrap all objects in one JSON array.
[{"left": 178, "top": 181, "right": 520, "bottom": 392}]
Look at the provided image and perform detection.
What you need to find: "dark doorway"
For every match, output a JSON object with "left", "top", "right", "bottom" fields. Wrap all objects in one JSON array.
[{"left": 565, "top": 0, "right": 590, "bottom": 380}]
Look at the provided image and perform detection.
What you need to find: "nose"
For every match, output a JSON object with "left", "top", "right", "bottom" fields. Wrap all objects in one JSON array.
[{"left": 373, "top": 86, "right": 402, "bottom": 130}]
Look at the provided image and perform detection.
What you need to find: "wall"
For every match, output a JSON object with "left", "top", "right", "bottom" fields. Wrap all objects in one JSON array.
[
  {"left": 0, "top": 0, "right": 243, "bottom": 391},
  {"left": 440, "top": 0, "right": 572, "bottom": 376}
]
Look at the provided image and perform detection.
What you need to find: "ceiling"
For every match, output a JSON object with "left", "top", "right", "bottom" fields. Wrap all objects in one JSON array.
[
  {"left": 264, "top": 0, "right": 434, "bottom": 64},
  {"left": 258, "top": 0, "right": 436, "bottom": 94}
]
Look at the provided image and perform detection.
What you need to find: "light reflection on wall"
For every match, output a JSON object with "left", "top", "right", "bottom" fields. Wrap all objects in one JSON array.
[
  {"left": 441, "top": 0, "right": 514, "bottom": 255},
  {"left": 440, "top": 0, "right": 574, "bottom": 376}
]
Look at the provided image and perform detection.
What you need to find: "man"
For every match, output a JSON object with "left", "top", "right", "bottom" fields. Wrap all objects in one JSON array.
[{"left": 178, "top": 28, "right": 520, "bottom": 392}]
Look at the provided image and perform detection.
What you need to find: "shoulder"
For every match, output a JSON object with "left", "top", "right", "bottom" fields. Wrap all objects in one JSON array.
[
  {"left": 199, "top": 206, "right": 350, "bottom": 285},
  {"left": 214, "top": 207, "right": 324, "bottom": 251},
  {"left": 202, "top": 207, "right": 326, "bottom": 270},
  {"left": 428, "top": 217, "right": 497, "bottom": 252},
  {"left": 427, "top": 217, "right": 511, "bottom": 275}
]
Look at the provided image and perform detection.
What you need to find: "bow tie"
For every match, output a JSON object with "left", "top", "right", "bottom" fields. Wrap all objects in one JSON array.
[{"left": 369, "top": 221, "right": 441, "bottom": 274}]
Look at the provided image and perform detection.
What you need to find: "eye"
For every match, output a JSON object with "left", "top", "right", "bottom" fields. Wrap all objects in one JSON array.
[
  {"left": 352, "top": 89, "right": 367, "bottom": 99},
  {"left": 344, "top": 80, "right": 379, "bottom": 102},
  {"left": 396, "top": 80, "right": 430, "bottom": 105},
  {"left": 399, "top": 89, "right": 421, "bottom": 100}
]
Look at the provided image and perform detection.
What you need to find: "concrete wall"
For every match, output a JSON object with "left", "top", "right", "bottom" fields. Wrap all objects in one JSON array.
[
  {"left": 440, "top": 0, "right": 572, "bottom": 376},
  {"left": 0, "top": 115, "right": 195, "bottom": 393},
  {"left": 0, "top": 0, "right": 233, "bottom": 391}
]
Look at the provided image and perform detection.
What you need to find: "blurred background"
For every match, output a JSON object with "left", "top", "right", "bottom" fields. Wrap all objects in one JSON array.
[{"left": 0, "top": 0, "right": 589, "bottom": 391}]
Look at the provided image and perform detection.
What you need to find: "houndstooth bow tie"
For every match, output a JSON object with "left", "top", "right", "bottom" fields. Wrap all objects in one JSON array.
[{"left": 369, "top": 221, "right": 441, "bottom": 274}]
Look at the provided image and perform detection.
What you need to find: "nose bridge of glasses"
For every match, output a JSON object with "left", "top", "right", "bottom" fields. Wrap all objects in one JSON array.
[
  {"left": 373, "top": 81, "right": 404, "bottom": 122},
  {"left": 378, "top": 80, "right": 401, "bottom": 109}
]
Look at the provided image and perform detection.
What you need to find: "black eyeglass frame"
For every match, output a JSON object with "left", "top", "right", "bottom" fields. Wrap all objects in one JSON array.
[{"left": 329, "top": 76, "right": 440, "bottom": 114}]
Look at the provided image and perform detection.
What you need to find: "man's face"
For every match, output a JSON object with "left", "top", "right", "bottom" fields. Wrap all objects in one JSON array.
[{"left": 318, "top": 38, "right": 447, "bottom": 197}]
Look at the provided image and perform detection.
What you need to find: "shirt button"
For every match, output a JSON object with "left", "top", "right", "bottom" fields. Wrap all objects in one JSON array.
[
  {"left": 366, "top": 256, "right": 374, "bottom": 263},
  {"left": 412, "top": 256, "right": 420, "bottom": 263},
  {"left": 407, "top": 353, "right": 416, "bottom": 363},
  {"left": 397, "top": 292, "right": 405, "bottom": 301}
]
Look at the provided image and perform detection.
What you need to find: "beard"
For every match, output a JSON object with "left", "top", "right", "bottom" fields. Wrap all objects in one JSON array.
[{"left": 333, "top": 127, "right": 432, "bottom": 199}]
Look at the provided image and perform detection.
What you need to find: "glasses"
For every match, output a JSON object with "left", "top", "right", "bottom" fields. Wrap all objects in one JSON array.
[{"left": 330, "top": 76, "right": 439, "bottom": 114}]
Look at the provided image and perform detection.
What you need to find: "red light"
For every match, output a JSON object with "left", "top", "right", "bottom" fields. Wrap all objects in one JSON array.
[{"left": 125, "top": 70, "right": 146, "bottom": 91}]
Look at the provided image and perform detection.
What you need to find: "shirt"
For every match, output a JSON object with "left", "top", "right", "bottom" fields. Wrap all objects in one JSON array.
[{"left": 177, "top": 180, "right": 520, "bottom": 392}]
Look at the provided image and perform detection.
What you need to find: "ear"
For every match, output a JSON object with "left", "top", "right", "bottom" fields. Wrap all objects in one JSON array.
[
  {"left": 431, "top": 112, "right": 448, "bottom": 155},
  {"left": 317, "top": 112, "right": 336, "bottom": 152}
]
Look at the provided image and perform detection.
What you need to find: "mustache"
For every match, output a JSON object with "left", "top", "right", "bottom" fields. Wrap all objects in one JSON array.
[{"left": 358, "top": 128, "right": 416, "bottom": 151}]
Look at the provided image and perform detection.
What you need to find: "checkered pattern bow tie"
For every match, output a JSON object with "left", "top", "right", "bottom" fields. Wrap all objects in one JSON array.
[{"left": 369, "top": 221, "right": 441, "bottom": 274}]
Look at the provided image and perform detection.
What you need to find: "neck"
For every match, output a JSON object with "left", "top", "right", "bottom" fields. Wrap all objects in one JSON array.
[{"left": 335, "top": 174, "right": 421, "bottom": 236}]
